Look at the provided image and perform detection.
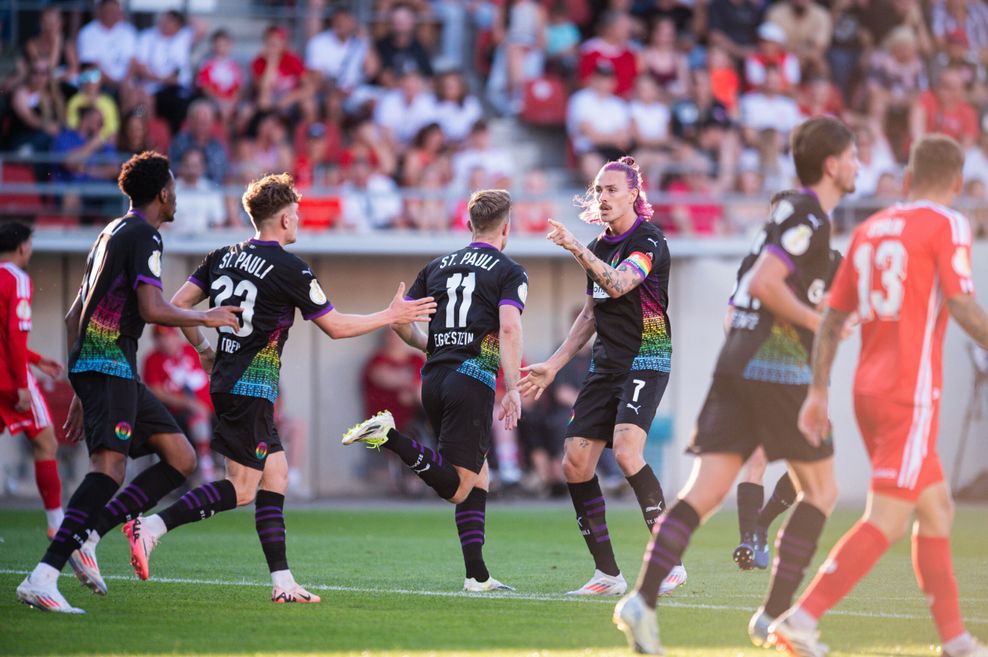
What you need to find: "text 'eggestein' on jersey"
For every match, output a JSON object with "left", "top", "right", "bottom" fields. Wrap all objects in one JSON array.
[
  {"left": 584, "top": 217, "right": 672, "bottom": 375},
  {"left": 408, "top": 242, "right": 528, "bottom": 390},
  {"left": 715, "top": 190, "right": 835, "bottom": 385},
  {"left": 189, "top": 238, "right": 331, "bottom": 403}
]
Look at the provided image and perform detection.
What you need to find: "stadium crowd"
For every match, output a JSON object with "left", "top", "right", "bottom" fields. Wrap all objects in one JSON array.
[{"left": 4, "top": 0, "right": 988, "bottom": 235}]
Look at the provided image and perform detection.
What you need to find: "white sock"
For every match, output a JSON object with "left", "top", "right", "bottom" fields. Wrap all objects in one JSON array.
[
  {"left": 45, "top": 508, "right": 64, "bottom": 532},
  {"left": 943, "top": 632, "right": 975, "bottom": 655},
  {"left": 30, "top": 562, "right": 60, "bottom": 585},
  {"left": 787, "top": 607, "right": 819, "bottom": 632},
  {"left": 271, "top": 569, "right": 295, "bottom": 589},
  {"left": 142, "top": 514, "right": 167, "bottom": 540}
]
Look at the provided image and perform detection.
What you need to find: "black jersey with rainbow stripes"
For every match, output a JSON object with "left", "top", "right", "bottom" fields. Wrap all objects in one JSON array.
[
  {"left": 189, "top": 239, "right": 332, "bottom": 403},
  {"left": 585, "top": 218, "right": 672, "bottom": 374},
  {"left": 69, "top": 212, "right": 165, "bottom": 380},
  {"left": 714, "top": 189, "right": 834, "bottom": 385},
  {"left": 408, "top": 242, "right": 528, "bottom": 390}
]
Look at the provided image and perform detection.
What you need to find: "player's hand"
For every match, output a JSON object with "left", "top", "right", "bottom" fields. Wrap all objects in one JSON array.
[
  {"left": 840, "top": 312, "right": 859, "bottom": 340},
  {"left": 203, "top": 306, "right": 243, "bottom": 330},
  {"left": 499, "top": 389, "right": 522, "bottom": 431},
  {"left": 15, "top": 388, "right": 31, "bottom": 413},
  {"left": 389, "top": 282, "right": 437, "bottom": 324},
  {"left": 546, "top": 219, "right": 578, "bottom": 252},
  {"left": 36, "top": 355, "right": 64, "bottom": 379},
  {"left": 519, "top": 362, "right": 558, "bottom": 400},
  {"left": 798, "top": 388, "right": 830, "bottom": 447},
  {"left": 198, "top": 347, "right": 216, "bottom": 375},
  {"left": 63, "top": 395, "right": 85, "bottom": 443}
]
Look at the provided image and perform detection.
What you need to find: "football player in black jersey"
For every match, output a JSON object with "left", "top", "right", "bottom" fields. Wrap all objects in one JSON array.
[
  {"left": 16, "top": 152, "right": 242, "bottom": 614},
  {"left": 343, "top": 189, "right": 526, "bottom": 592},
  {"left": 519, "top": 157, "right": 683, "bottom": 597},
  {"left": 122, "top": 174, "right": 435, "bottom": 603},
  {"left": 612, "top": 117, "right": 859, "bottom": 654}
]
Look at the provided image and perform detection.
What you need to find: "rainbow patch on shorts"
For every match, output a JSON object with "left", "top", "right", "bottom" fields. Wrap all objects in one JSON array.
[
  {"left": 255, "top": 442, "right": 269, "bottom": 460},
  {"left": 114, "top": 422, "right": 132, "bottom": 441}
]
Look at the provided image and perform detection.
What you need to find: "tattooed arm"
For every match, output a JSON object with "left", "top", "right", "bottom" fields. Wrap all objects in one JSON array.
[{"left": 546, "top": 219, "right": 644, "bottom": 299}]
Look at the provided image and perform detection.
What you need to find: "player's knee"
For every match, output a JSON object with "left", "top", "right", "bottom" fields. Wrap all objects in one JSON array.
[
  {"left": 561, "top": 454, "right": 592, "bottom": 482},
  {"left": 233, "top": 484, "right": 258, "bottom": 507},
  {"left": 803, "top": 480, "right": 839, "bottom": 514},
  {"left": 167, "top": 441, "right": 198, "bottom": 478},
  {"left": 30, "top": 429, "right": 58, "bottom": 460},
  {"left": 612, "top": 443, "right": 643, "bottom": 475}
]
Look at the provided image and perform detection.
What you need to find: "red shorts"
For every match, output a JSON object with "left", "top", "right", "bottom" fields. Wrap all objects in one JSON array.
[
  {"left": 0, "top": 374, "right": 53, "bottom": 440},
  {"left": 854, "top": 394, "right": 943, "bottom": 501}
]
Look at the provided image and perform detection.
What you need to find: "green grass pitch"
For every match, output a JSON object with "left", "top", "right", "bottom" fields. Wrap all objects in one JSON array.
[{"left": 1, "top": 503, "right": 985, "bottom": 657}]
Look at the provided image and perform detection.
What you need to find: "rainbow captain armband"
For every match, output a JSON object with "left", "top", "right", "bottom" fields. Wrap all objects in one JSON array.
[{"left": 621, "top": 251, "right": 653, "bottom": 281}]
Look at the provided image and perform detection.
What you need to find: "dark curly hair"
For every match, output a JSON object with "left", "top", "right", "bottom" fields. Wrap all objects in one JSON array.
[
  {"left": 0, "top": 221, "right": 33, "bottom": 253},
  {"left": 117, "top": 151, "right": 172, "bottom": 207}
]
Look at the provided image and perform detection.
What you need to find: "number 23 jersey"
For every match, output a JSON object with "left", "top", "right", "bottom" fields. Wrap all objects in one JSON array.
[
  {"left": 408, "top": 242, "right": 528, "bottom": 390},
  {"left": 189, "top": 238, "right": 332, "bottom": 403}
]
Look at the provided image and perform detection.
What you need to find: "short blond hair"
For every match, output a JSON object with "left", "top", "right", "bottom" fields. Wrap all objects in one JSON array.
[
  {"left": 241, "top": 173, "right": 300, "bottom": 227},
  {"left": 467, "top": 189, "right": 512, "bottom": 233},
  {"left": 909, "top": 134, "right": 964, "bottom": 192}
]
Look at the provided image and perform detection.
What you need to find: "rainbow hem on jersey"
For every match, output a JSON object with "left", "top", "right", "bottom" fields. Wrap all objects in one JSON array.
[
  {"left": 631, "top": 293, "right": 672, "bottom": 372},
  {"left": 742, "top": 322, "right": 811, "bottom": 384},
  {"left": 70, "top": 273, "right": 134, "bottom": 379},
  {"left": 456, "top": 333, "right": 499, "bottom": 390},
  {"left": 231, "top": 326, "right": 285, "bottom": 403}
]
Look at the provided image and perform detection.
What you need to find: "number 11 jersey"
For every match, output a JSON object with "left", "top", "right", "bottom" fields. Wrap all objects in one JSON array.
[
  {"left": 407, "top": 241, "right": 528, "bottom": 390},
  {"left": 189, "top": 238, "right": 332, "bottom": 403}
]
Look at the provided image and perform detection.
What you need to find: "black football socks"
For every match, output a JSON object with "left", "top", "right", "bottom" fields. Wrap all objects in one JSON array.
[
  {"left": 757, "top": 472, "right": 797, "bottom": 531},
  {"left": 637, "top": 500, "right": 700, "bottom": 608},
  {"left": 90, "top": 462, "right": 186, "bottom": 538},
  {"left": 383, "top": 429, "right": 460, "bottom": 500},
  {"left": 568, "top": 476, "right": 620, "bottom": 577},
  {"left": 157, "top": 479, "right": 238, "bottom": 530},
  {"left": 42, "top": 472, "right": 119, "bottom": 570},
  {"left": 255, "top": 489, "right": 289, "bottom": 572},
  {"left": 763, "top": 501, "right": 827, "bottom": 617},
  {"left": 455, "top": 487, "right": 490, "bottom": 581},
  {"left": 626, "top": 464, "right": 666, "bottom": 531},
  {"left": 737, "top": 481, "right": 765, "bottom": 541}
]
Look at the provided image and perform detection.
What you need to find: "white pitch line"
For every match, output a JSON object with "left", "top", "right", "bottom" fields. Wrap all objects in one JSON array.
[{"left": 1, "top": 568, "right": 985, "bottom": 624}]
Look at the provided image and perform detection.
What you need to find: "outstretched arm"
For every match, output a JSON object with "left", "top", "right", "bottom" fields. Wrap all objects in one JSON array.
[
  {"left": 313, "top": 283, "right": 436, "bottom": 340},
  {"left": 519, "top": 297, "right": 595, "bottom": 399},
  {"left": 137, "top": 283, "right": 241, "bottom": 330},
  {"left": 547, "top": 219, "right": 644, "bottom": 299}
]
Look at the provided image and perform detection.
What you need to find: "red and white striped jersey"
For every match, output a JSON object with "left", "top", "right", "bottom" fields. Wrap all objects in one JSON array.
[
  {"left": 829, "top": 201, "right": 975, "bottom": 405},
  {"left": 0, "top": 262, "right": 34, "bottom": 393}
]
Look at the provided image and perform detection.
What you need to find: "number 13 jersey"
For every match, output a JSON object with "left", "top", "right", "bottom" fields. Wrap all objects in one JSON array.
[
  {"left": 189, "top": 238, "right": 332, "bottom": 403},
  {"left": 828, "top": 201, "right": 975, "bottom": 405},
  {"left": 407, "top": 242, "right": 528, "bottom": 390}
]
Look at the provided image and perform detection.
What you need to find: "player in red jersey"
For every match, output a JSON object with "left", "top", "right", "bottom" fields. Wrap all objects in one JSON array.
[
  {"left": 772, "top": 135, "right": 988, "bottom": 657},
  {"left": 0, "top": 222, "right": 66, "bottom": 538}
]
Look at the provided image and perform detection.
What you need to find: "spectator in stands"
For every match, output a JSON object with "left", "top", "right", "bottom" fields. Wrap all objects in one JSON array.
[
  {"left": 401, "top": 122, "right": 449, "bottom": 187},
  {"left": 545, "top": 3, "right": 582, "bottom": 74},
  {"left": 196, "top": 30, "right": 245, "bottom": 123},
  {"left": 708, "top": 0, "right": 766, "bottom": 60},
  {"left": 742, "top": 126, "right": 797, "bottom": 192},
  {"left": 963, "top": 126, "right": 988, "bottom": 189},
  {"left": 739, "top": 66, "right": 802, "bottom": 140},
  {"left": 640, "top": 17, "right": 691, "bottom": 101},
  {"left": 294, "top": 122, "right": 337, "bottom": 190},
  {"left": 731, "top": 159, "right": 769, "bottom": 234},
  {"left": 19, "top": 7, "right": 78, "bottom": 94},
  {"left": 143, "top": 326, "right": 217, "bottom": 481},
  {"left": 744, "top": 22, "right": 801, "bottom": 91},
  {"left": 252, "top": 25, "right": 314, "bottom": 114},
  {"left": 76, "top": 0, "right": 137, "bottom": 91},
  {"left": 451, "top": 120, "right": 515, "bottom": 191},
  {"left": 911, "top": 66, "right": 980, "bottom": 149},
  {"left": 52, "top": 105, "right": 117, "bottom": 219},
  {"left": 434, "top": 70, "right": 484, "bottom": 144},
  {"left": 865, "top": 25, "right": 928, "bottom": 138},
  {"left": 766, "top": 0, "right": 833, "bottom": 68},
  {"left": 848, "top": 121, "right": 897, "bottom": 199},
  {"left": 4, "top": 58, "right": 64, "bottom": 154},
  {"left": 375, "top": 3, "right": 434, "bottom": 86},
  {"left": 340, "top": 155, "right": 404, "bottom": 231},
  {"left": 931, "top": 0, "right": 988, "bottom": 59},
  {"left": 708, "top": 44, "right": 741, "bottom": 113},
  {"left": 797, "top": 70, "right": 846, "bottom": 119},
  {"left": 306, "top": 7, "right": 376, "bottom": 95},
  {"left": 134, "top": 10, "right": 198, "bottom": 134},
  {"left": 169, "top": 99, "right": 229, "bottom": 186},
  {"left": 404, "top": 164, "right": 450, "bottom": 231},
  {"left": 373, "top": 64, "right": 439, "bottom": 147},
  {"left": 514, "top": 169, "right": 555, "bottom": 234},
  {"left": 66, "top": 65, "right": 119, "bottom": 142},
  {"left": 827, "top": 0, "right": 873, "bottom": 98},
  {"left": 567, "top": 61, "right": 631, "bottom": 180},
  {"left": 629, "top": 73, "right": 672, "bottom": 178},
  {"left": 577, "top": 11, "right": 638, "bottom": 97},
  {"left": 341, "top": 118, "right": 398, "bottom": 178},
  {"left": 116, "top": 107, "right": 154, "bottom": 155},
  {"left": 174, "top": 148, "right": 228, "bottom": 234},
  {"left": 931, "top": 29, "right": 986, "bottom": 96},
  {"left": 664, "top": 154, "right": 727, "bottom": 235},
  {"left": 117, "top": 82, "right": 172, "bottom": 152},
  {"left": 236, "top": 112, "right": 293, "bottom": 182},
  {"left": 635, "top": 0, "right": 696, "bottom": 35}
]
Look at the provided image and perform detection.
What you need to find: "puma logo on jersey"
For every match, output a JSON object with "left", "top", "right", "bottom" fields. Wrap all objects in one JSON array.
[
  {"left": 626, "top": 403, "right": 641, "bottom": 414},
  {"left": 807, "top": 214, "right": 822, "bottom": 229},
  {"left": 302, "top": 268, "right": 314, "bottom": 277},
  {"left": 152, "top": 235, "right": 162, "bottom": 245},
  {"left": 646, "top": 238, "right": 659, "bottom": 246}
]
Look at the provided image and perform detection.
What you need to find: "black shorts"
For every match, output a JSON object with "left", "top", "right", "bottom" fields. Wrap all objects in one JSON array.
[
  {"left": 689, "top": 375, "right": 834, "bottom": 463},
  {"left": 69, "top": 372, "right": 182, "bottom": 458},
  {"left": 210, "top": 393, "right": 283, "bottom": 471},
  {"left": 565, "top": 370, "right": 669, "bottom": 447},
  {"left": 421, "top": 367, "right": 494, "bottom": 474}
]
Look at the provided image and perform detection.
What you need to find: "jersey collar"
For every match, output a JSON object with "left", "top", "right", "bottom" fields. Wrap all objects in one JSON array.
[
  {"left": 248, "top": 238, "right": 281, "bottom": 247},
  {"left": 128, "top": 207, "right": 148, "bottom": 223},
  {"left": 468, "top": 241, "right": 498, "bottom": 250},
  {"left": 600, "top": 215, "right": 643, "bottom": 243}
]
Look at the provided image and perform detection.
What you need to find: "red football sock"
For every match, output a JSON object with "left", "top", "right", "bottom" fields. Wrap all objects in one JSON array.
[
  {"left": 798, "top": 520, "right": 889, "bottom": 620},
  {"left": 34, "top": 459, "right": 62, "bottom": 511},
  {"left": 913, "top": 534, "right": 966, "bottom": 643}
]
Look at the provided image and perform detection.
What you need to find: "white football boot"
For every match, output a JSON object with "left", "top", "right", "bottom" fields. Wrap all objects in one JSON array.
[
  {"left": 566, "top": 569, "right": 628, "bottom": 596},
  {"left": 613, "top": 592, "right": 665, "bottom": 655}
]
